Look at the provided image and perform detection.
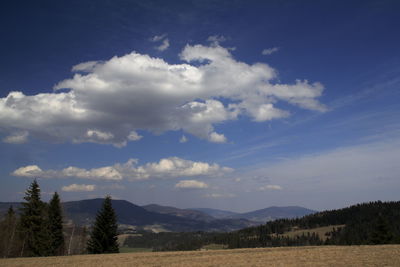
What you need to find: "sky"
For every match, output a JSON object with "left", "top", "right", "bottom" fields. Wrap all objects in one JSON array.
[{"left": 1, "top": 0, "right": 399, "bottom": 212}]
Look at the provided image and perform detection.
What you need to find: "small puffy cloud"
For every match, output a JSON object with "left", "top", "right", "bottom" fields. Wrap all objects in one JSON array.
[
  {"left": 209, "top": 132, "right": 227, "bottom": 143},
  {"left": 127, "top": 131, "right": 142, "bottom": 141},
  {"left": 0, "top": 42, "right": 326, "bottom": 146},
  {"left": 258, "top": 184, "right": 283, "bottom": 191},
  {"left": 262, "top": 47, "right": 279, "bottom": 55},
  {"left": 179, "top": 135, "right": 188, "bottom": 143},
  {"left": 62, "top": 184, "right": 95, "bottom": 192},
  {"left": 175, "top": 180, "right": 208, "bottom": 189},
  {"left": 155, "top": 39, "right": 170, "bottom": 51},
  {"left": 150, "top": 34, "right": 169, "bottom": 51},
  {"left": 12, "top": 165, "right": 43, "bottom": 177},
  {"left": 204, "top": 193, "right": 236, "bottom": 198},
  {"left": 2, "top": 131, "right": 29, "bottom": 144},
  {"left": 12, "top": 157, "right": 232, "bottom": 181}
]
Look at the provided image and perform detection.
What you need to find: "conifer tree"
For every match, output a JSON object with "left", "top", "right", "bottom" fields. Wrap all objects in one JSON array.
[
  {"left": 19, "top": 179, "right": 50, "bottom": 256},
  {"left": 87, "top": 196, "right": 119, "bottom": 254},
  {"left": 48, "top": 192, "right": 65, "bottom": 255},
  {"left": 369, "top": 214, "right": 393, "bottom": 244}
]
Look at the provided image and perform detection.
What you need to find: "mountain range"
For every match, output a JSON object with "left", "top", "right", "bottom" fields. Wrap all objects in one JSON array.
[{"left": 0, "top": 199, "right": 316, "bottom": 232}]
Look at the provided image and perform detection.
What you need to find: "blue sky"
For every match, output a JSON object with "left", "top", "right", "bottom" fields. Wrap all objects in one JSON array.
[{"left": 1, "top": 0, "right": 399, "bottom": 212}]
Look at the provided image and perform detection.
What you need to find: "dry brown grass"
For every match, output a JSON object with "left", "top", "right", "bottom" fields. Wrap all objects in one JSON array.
[{"left": 1, "top": 245, "right": 399, "bottom": 267}]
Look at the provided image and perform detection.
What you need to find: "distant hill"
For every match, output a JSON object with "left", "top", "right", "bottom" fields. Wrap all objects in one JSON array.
[
  {"left": 0, "top": 200, "right": 315, "bottom": 232},
  {"left": 225, "top": 201, "right": 400, "bottom": 248},
  {"left": 228, "top": 206, "right": 317, "bottom": 222},
  {"left": 142, "top": 204, "right": 215, "bottom": 222},
  {"left": 189, "top": 208, "right": 239, "bottom": 219},
  {"left": 63, "top": 199, "right": 259, "bottom": 232}
]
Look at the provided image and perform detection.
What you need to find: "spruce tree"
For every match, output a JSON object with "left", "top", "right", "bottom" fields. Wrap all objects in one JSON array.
[
  {"left": 19, "top": 179, "right": 50, "bottom": 256},
  {"left": 87, "top": 196, "right": 119, "bottom": 254},
  {"left": 48, "top": 192, "right": 65, "bottom": 255},
  {"left": 369, "top": 214, "right": 393, "bottom": 244}
]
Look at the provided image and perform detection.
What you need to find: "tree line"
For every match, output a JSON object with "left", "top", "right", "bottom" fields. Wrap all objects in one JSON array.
[
  {"left": 0, "top": 179, "right": 119, "bottom": 258},
  {"left": 123, "top": 201, "right": 400, "bottom": 251}
]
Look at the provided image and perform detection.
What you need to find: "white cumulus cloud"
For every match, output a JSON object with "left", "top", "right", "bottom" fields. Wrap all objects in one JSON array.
[
  {"left": 12, "top": 157, "right": 232, "bottom": 181},
  {"left": 0, "top": 43, "right": 326, "bottom": 146},
  {"left": 175, "top": 180, "right": 208, "bottom": 189},
  {"left": 62, "top": 184, "right": 96, "bottom": 192}
]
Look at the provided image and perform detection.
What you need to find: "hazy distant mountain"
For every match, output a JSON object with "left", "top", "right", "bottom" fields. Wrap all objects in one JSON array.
[
  {"left": 63, "top": 199, "right": 257, "bottom": 232},
  {"left": 0, "top": 200, "right": 314, "bottom": 231},
  {"left": 189, "top": 208, "right": 239, "bottom": 219},
  {"left": 142, "top": 204, "right": 215, "bottom": 222},
  {"left": 228, "top": 206, "right": 317, "bottom": 222}
]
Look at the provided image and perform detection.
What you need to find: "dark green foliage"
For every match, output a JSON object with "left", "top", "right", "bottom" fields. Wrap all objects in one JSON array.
[
  {"left": 18, "top": 179, "right": 50, "bottom": 256},
  {"left": 0, "top": 206, "right": 18, "bottom": 257},
  {"left": 123, "top": 201, "right": 400, "bottom": 252},
  {"left": 87, "top": 196, "right": 119, "bottom": 254},
  {"left": 369, "top": 215, "right": 393, "bottom": 244},
  {"left": 48, "top": 192, "right": 65, "bottom": 255},
  {"left": 227, "top": 201, "right": 400, "bottom": 248}
]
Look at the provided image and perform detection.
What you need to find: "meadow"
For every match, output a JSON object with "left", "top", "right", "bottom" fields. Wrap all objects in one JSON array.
[{"left": 1, "top": 245, "right": 399, "bottom": 267}]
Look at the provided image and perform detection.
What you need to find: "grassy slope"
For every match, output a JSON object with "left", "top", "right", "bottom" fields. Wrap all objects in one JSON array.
[
  {"left": 279, "top": 224, "right": 346, "bottom": 241},
  {"left": 1, "top": 245, "right": 399, "bottom": 266}
]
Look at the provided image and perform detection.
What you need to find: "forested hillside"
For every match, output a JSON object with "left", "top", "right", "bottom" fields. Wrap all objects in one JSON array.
[
  {"left": 124, "top": 201, "right": 400, "bottom": 251},
  {"left": 222, "top": 201, "right": 400, "bottom": 248}
]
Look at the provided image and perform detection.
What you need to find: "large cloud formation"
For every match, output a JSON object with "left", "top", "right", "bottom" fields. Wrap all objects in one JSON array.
[
  {"left": 0, "top": 43, "right": 326, "bottom": 146},
  {"left": 12, "top": 157, "right": 232, "bottom": 181}
]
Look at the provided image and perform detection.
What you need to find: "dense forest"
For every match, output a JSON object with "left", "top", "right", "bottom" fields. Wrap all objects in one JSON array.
[
  {"left": 124, "top": 201, "right": 400, "bottom": 251},
  {"left": 0, "top": 180, "right": 118, "bottom": 258}
]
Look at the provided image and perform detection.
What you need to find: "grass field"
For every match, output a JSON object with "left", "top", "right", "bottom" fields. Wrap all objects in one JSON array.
[
  {"left": 1, "top": 245, "right": 399, "bottom": 266},
  {"left": 119, "top": 247, "right": 153, "bottom": 253},
  {"left": 280, "top": 225, "right": 346, "bottom": 241}
]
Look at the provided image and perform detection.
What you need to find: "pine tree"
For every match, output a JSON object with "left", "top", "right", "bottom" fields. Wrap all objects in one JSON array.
[
  {"left": 19, "top": 179, "right": 50, "bottom": 256},
  {"left": 87, "top": 196, "right": 119, "bottom": 254},
  {"left": 369, "top": 214, "right": 393, "bottom": 244},
  {"left": 48, "top": 192, "right": 65, "bottom": 256}
]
